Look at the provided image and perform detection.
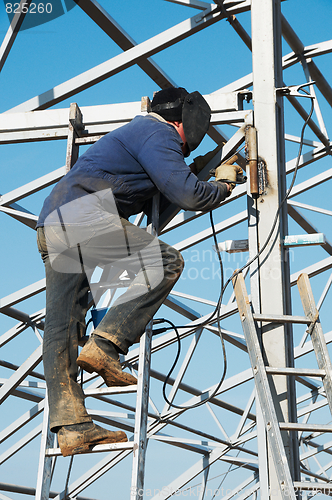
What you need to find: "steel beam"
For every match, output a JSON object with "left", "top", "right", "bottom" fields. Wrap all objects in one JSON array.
[
  {"left": 0, "top": 482, "right": 94, "bottom": 500},
  {"left": 282, "top": 15, "right": 332, "bottom": 110},
  {"left": 0, "top": 280, "right": 46, "bottom": 311},
  {"left": 0, "top": 400, "right": 45, "bottom": 444},
  {"left": 0, "top": 345, "right": 42, "bottom": 404},
  {"left": 0, "top": 168, "right": 65, "bottom": 206},
  {"left": 251, "top": 0, "right": 299, "bottom": 494},
  {"left": 165, "top": 0, "right": 213, "bottom": 9},
  {"left": 288, "top": 200, "right": 332, "bottom": 217},
  {"left": 287, "top": 204, "right": 332, "bottom": 256},
  {"left": 0, "top": 0, "right": 32, "bottom": 72},
  {"left": 73, "top": 0, "right": 177, "bottom": 90},
  {"left": 7, "top": 7, "right": 225, "bottom": 112},
  {"left": 288, "top": 167, "right": 332, "bottom": 198},
  {"left": 1, "top": 1, "right": 332, "bottom": 497},
  {"left": 0, "top": 424, "right": 42, "bottom": 465},
  {"left": 0, "top": 93, "right": 241, "bottom": 147},
  {"left": 148, "top": 447, "right": 242, "bottom": 500},
  {"left": 173, "top": 210, "right": 247, "bottom": 251},
  {"left": 0, "top": 308, "right": 44, "bottom": 331}
]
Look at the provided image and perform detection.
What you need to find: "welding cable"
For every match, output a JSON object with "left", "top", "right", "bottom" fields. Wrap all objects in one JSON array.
[
  {"left": 158, "top": 212, "right": 227, "bottom": 411},
  {"left": 158, "top": 94, "right": 315, "bottom": 410},
  {"left": 218, "top": 93, "right": 316, "bottom": 298},
  {"left": 163, "top": 92, "right": 315, "bottom": 335}
]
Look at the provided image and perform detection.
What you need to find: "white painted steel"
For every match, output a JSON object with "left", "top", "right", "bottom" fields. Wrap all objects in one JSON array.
[
  {"left": 0, "top": 0, "right": 32, "bottom": 72},
  {"left": 251, "top": 0, "right": 299, "bottom": 495},
  {"left": 1, "top": 0, "right": 332, "bottom": 498},
  {"left": 7, "top": 7, "right": 225, "bottom": 113}
]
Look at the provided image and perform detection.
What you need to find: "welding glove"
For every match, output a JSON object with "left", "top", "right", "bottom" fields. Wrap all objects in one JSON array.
[
  {"left": 215, "top": 163, "right": 244, "bottom": 196},
  {"left": 191, "top": 144, "right": 223, "bottom": 176}
]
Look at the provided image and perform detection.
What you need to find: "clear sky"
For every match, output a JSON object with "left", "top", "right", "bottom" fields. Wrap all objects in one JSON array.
[{"left": 1, "top": 0, "right": 332, "bottom": 498}]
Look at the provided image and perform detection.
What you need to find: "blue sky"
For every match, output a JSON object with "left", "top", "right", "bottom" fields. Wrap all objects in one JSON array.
[{"left": 1, "top": 0, "right": 332, "bottom": 498}]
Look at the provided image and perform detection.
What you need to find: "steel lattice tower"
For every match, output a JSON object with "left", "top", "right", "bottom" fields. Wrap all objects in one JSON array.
[{"left": 1, "top": 1, "right": 332, "bottom": 499}]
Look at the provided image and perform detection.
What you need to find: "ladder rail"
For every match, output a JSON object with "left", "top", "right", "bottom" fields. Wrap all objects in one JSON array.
[
  {"left": 233, "top": 271, "right": 332, "bottom": 499},
  {"left": 297, "top": 273, "right": 332, "bottom": 416},
  {"left": 232, "top": 272, "right": 297, "bottom": 500},
  {"left": 40, "top": 107, "right": 159, "bottom": 500},
  {"left": 131, "top": 192, "right": 160, "bottom": 500},
  {"left": 35, "top": 393, "right": 55, "bottom": 500}
]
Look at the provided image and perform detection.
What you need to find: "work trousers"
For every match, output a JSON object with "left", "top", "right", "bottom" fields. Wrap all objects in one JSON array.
[{"left": 37, "top": 216, "right": 184, "bottom": 431}]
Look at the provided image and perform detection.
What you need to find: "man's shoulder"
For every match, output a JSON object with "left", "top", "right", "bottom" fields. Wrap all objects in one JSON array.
[{"left": 132, "top": 114, "right": 173, "bottom": 132}]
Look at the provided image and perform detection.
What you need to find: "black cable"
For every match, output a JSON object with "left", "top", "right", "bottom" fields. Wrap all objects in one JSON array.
[
  {"left": 161, "top": 212, "right": 227, "bottom": 411},
  {"left": 159, "top": 93, "right": 315, "bottom": 411},
  {"left": 219, "top": 94, "right": 315, "bottom": 298},
  {"left": 162, "top": 93, "right": 315, "bottom": 334}
]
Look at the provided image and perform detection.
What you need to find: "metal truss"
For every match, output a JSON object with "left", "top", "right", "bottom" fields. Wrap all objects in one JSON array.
[{"left": 1, "top": 0, "right": 332, "bottom": 498}]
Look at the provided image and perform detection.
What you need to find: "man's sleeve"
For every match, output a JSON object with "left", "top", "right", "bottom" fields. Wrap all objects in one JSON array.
[{"left": 138, "top": 127, "right": 228, "bottom": 212}]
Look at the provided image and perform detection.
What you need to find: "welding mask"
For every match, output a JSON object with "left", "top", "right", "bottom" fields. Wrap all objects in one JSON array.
[
  {"left": 150, "top": 88, "right": 211, "bottom": 155},
  {"left": 182, "top": 92, "right": 211, "bottom": 153}
]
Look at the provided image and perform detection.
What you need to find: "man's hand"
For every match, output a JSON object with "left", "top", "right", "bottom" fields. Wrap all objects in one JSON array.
[
  {"left": 190, "top": 144, "right": 223, "bottom": 175},
  {"left": 215, "top": 163, "right": 244, "bottom": 196}
]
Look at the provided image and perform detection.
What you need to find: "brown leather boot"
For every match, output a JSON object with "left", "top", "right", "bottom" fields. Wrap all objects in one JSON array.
[
  {"left": 57, "top": 422, "right": 127, "bottom": 457},
  {"left": 76, "top": 335, "right": 137, "bottom": 387}
]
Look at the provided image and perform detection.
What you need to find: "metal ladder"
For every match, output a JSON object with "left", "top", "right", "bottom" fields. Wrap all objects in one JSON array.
[
  {"left": 232, "top": 271, "right": 332, "bottom": 499},
  {"left": 35, "top": 103, "right": 157, "bottom": 500}
]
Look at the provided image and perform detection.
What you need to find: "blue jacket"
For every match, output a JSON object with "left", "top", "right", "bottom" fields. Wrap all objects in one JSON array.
[{"left": 37, "top": 114, "right": 228, "bottom": 226}]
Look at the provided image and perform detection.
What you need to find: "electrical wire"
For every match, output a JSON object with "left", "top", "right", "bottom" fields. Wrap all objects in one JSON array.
[
  {"left": 161, "top": 211, "right": 227, "bottom": 411},
  {"left": 219, "top": 93, "right": 315, "bottom": 298},
  {"left": 159, "top": 93, "right": 315, "bottom": 411}
]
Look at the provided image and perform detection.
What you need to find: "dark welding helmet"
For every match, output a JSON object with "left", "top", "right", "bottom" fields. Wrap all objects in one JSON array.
[
  {"left": 182, "top": 92, "right": 211, "bottom": 153},
  {"left": 150, "top": 87, "right": 211, "bottom": 154}
]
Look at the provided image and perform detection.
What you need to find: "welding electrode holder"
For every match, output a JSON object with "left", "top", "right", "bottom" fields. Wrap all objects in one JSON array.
[
  {"left": 209, "top": 152, "right": 247, "bottom": 184},
  {"left": 209, "top": 168, "right": 247, "bottom": 185}
]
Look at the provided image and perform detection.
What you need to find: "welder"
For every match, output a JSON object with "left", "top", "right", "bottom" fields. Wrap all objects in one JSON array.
[{"left": 36, "top": 86, "right": 243, "bottom": 457}]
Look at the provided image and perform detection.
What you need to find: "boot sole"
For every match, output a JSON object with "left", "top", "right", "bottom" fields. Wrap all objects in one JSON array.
[
  {"left": 77, "top": 355, "right": 137, "bottom": 387},
  {"left": 61, "top": 434, "right": 128, "bottom": 457}
]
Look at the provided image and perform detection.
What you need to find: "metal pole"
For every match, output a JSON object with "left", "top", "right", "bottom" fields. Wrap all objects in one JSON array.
[
  {"left": 130, "top": 193, "right": 160, "bottom": 499},
  {"left": 250, "top": 0, "right": 299, "bottom": 496}
]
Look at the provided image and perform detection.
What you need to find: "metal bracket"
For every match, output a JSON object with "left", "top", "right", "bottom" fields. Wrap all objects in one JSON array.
[
  {"left": 276, "top": 81, "right": 316, "bottom": 98},
  {"left": 141, "top": 96, "right": 152, "bottom": 113},
  {"left": 238, "top": 89, "right": 253, "bottom": 104},
  {"left": 69, "top": 102, "right": 85, "bottom": 134}
]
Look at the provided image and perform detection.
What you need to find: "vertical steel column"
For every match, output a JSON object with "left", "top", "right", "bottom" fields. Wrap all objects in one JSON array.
[
  {"left": 250, "top": 0, "right": 299, "bottom": 496},
  {"left": 35, "top": 394, "right": 55, "bottom": 500},
  {"left": 130, "top": 193, "right": 160, "bottom": 500},
  {"left": 65, "top": 103, "right": 84, "bottom": 173}
]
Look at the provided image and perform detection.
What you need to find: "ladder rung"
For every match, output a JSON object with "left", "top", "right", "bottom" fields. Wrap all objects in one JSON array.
[
  {"left": 84, "top": 385, "right": 137, "bottom": 397},
  {"left": 75, "top": 135, "right": 104, "bottom": 144},
  {"left": 265, "top": 367, "right": 325, "bottom": 377},
  {"left": 279, "top": 423, "right": 332, "bottom": 432},
  {"left": 46, "top": 441, "right": 134, "bottom": 456},
  {"left": 253, "top": 313, "right": 309, "bottom": 324}
]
